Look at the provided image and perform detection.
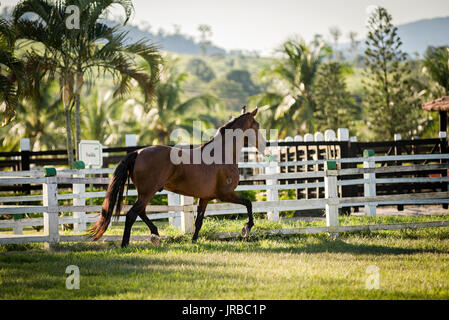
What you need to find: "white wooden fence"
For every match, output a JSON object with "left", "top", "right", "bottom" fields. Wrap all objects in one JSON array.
[{"left": 1, "top": 151, "right": 449, "bottom": 247}]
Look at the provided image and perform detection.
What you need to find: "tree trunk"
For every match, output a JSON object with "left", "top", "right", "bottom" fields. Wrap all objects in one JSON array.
[
  {"left": 64, "top": 102, "right": 74, "bottom": 168},
  {"left": 75, "top": 93, "right": 81, "bottom": 160},
  {"left": 62, "top": 80, "right": 74, "bottom": 168},
  {"left": 74, "top": 71, "right": 83, "bottom": 161}
]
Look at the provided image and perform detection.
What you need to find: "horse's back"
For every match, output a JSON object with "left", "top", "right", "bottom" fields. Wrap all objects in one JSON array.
[
  {"left": 132, "top": 145, "right": 176, "bottom": 194},
  {"left": 131, "top": 145, "right": 239, "bottom": 199}
]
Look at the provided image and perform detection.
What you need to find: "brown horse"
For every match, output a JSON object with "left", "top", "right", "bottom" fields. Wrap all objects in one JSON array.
[{"left": 89, "top": 107, "right": 266, "bottom": 247}]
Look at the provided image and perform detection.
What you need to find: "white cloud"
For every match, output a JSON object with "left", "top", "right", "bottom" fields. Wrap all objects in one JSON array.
[{"left": 366, "top": 5, "right": 379, "bottom": 16}]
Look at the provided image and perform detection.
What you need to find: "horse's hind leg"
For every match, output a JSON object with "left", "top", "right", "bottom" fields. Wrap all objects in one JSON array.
[
  {"left": 138, "top": 212, "right": 161, "bottom": 246},
  {"left": 121, "top": 198, "right": 146, "bottom": 248},
  {"left": 121, "top": 187, "right": 159, "bottom": 248},
  {"left": 138, "top": 213, "right": 159, "bottom": 236}
]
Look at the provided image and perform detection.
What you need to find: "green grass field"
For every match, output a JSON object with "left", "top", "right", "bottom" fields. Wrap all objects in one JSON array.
[{"left": 1, "top": 215, "right": 449, "bottom": 300}]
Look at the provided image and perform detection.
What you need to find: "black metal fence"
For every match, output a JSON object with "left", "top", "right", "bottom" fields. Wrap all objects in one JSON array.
[{"left": 277, "top": 138, "right": 449, "bottom": 212}]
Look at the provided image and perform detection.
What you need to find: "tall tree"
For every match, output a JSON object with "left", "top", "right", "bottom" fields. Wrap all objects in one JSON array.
[
  {"left": 251, "top": 37, "right": 331, "bottom": 136},
  {"left": 347, "top": 31, "right": 362, "bottom": 65},
  {"left": 329, "top": 26, "right": 343, "bottom": 61},
  {"left": 198, "top": 24, "right": 212, "bottom": 56},
  {"left": 362, "top": 6, "right": 420, "bottom": 140},
  {"left": 13, "top": 0, "right": 161, "bottom": 166},
  {"left": 313, "top": 62, "right": 359, "bottom": 133}
]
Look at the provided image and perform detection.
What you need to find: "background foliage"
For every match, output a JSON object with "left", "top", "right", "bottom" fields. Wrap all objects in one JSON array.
[{"left": 1, "top": 4, "right": 448, "bottom": 153}]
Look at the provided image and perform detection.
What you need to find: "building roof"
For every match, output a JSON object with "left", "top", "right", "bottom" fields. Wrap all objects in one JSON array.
[{"left": 422, "top": 95, "right": 449, "bottom": 111}]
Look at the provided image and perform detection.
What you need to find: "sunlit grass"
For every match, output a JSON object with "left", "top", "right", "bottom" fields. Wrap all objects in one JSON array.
[{"left": 1, "top": 214, "right": 448, "bottom": 300}]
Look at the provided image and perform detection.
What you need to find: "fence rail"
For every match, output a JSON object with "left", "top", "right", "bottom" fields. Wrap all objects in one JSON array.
[{"left": 1, "top": 151, "right": 449, "bottom": 247}]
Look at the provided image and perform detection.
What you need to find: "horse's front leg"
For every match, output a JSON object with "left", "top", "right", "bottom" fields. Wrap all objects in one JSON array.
[{"left": 220, "top": 192, "right": 253, "bottom": 237}]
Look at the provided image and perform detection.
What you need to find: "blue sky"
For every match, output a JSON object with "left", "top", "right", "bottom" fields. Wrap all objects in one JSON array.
[{"left": 3, "top": 0, "right": 449, "bottom": 54}]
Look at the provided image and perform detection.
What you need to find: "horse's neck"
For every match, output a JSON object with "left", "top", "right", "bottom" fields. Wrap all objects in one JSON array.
[
  {"left": 229, "top": 136, "right": 244, "bottom": 163},
  {"left": 200, "top": 130, "right": 244, "bottom": 164}
]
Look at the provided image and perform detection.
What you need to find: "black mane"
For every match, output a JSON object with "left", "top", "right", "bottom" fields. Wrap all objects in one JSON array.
[{"left": 202, "top": 113, "right": 248, "bottom": 147}]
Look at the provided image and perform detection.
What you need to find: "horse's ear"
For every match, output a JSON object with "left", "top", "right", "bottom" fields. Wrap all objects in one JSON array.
[
  {"left": 241, "top": 106, "right": 247, "bottom": 114},
  {"left": 250, "top": 107, "right": 258, "bottom": 117}
]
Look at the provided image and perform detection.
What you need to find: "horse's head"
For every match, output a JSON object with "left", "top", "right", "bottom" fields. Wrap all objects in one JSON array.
[{"left": 238, "top": 106, "right": 266, "bottom": 154}]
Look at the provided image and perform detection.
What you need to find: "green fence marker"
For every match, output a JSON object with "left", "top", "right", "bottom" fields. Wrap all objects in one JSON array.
[
  {"left": 72, "top": 161, "right": 85, "bottom": 170},
  {"left": 325, "top": 160, "right": 338, "bottom": 171},
  {"left": 363, "top": 149, "right": 375, "bottom": 157},
  {"left": 43, "top": 167, "right": 56, "bottom": 177}
]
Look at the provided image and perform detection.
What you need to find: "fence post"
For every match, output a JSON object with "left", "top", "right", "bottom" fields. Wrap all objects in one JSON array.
[
  {"left": 168, "top": 192, "right": 181, "bottom": 229},
  {"left": 393, "top": 134, "right": 404, "bottom": 211},
  {"left": 363, "top": 150, "right": 377, "bottom": 216},
  {"left": 324, "top": 161, "right": 339, "bottom": 237},
  {"left": 266, "top": 146, "right": 279, "bottom": 222},
  {"left": 181, "top": 196, "right": 195, "bottom": 234},
  {"left": 20, "top": 138, "right": 31, "bottom": 194},
  {"left": 13, "top": 215, "right": 23, "bottom": 235},
  {"left": 14, "top": 140, "right": 28, "bottom": 232},
  {"left": 73, "top": 172, "right": 86, "bottom": 233},
  {"left": 304, "top": 134, "right": 313, "bottom": 142},
  {"left": 338, "top": 128, "right": 353, "bottom": 214},
  {"left": 43, "top": 171, "right": 59, "bottom": 249},
  {"left": 125, "top": 134, "right": 137, "bottom": 148},
  {"left": 439, "top": 132, "right": 448, "bottom": 210},
  {"left": 72, "top": 160, "right": 86, "bottom": 232}
]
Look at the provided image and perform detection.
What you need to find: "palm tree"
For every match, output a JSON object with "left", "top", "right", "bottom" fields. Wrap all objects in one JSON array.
[
  {"left": 81, "top": 88, "right": 124, "bottom": 145},
  {"left": 126, "top": 60, "right": 219, "bottom": 145},
  {"left": 251, "top": 37, "right": 331, "bottom": 136},
  {"left": 0, "top": 18, "right": 29, "bottom": 126},
  {"left": 1, "top": 79, "right": 65, "bottom": 151},
  {"left": 13, "top": 0, "right": 161, "bottom": 166}
]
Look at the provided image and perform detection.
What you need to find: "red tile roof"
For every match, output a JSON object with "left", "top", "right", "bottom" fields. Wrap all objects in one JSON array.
[{"left": 422, "top": 95, "right": 449, "bottom": 111}]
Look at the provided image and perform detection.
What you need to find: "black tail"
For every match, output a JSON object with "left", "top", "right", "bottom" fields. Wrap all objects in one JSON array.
[{"left": 88, "top": 152, "right": 138, "bottom": 240}]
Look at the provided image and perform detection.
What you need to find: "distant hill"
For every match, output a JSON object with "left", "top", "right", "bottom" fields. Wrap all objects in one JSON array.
[
  {"left": 0, "top": 5, "right": 226, "bottom": 56},
  {"left": 116, "top": 23, "right": 227, "bottom": 56},
  {"left": 396, "top": 16, "right": 449, "bottom": 55},
  {"left": 117, "top": 17, "right": 449, "bottom": 57}
]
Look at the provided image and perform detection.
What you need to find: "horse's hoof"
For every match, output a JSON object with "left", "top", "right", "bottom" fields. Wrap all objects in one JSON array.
[
  {"left": 241, "top": 225, "right": 251, "bottom": 237},
  {"left": 149, "top": 234, "right": 161, "bottom": 246}
]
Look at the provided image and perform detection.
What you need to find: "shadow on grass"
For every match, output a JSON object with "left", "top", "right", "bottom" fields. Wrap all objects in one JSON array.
[
  {"left": 38, "top": 231, "right": 448, "bottom": 256},
  {"left": 2, "top": 225, "right": 448, "bottom": 256},
  {"left": 196, "top": 237, "right": 448, "bottom": 256},
  {"left": 0, "top": 252, "right": 251, "bottom": 300}
]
